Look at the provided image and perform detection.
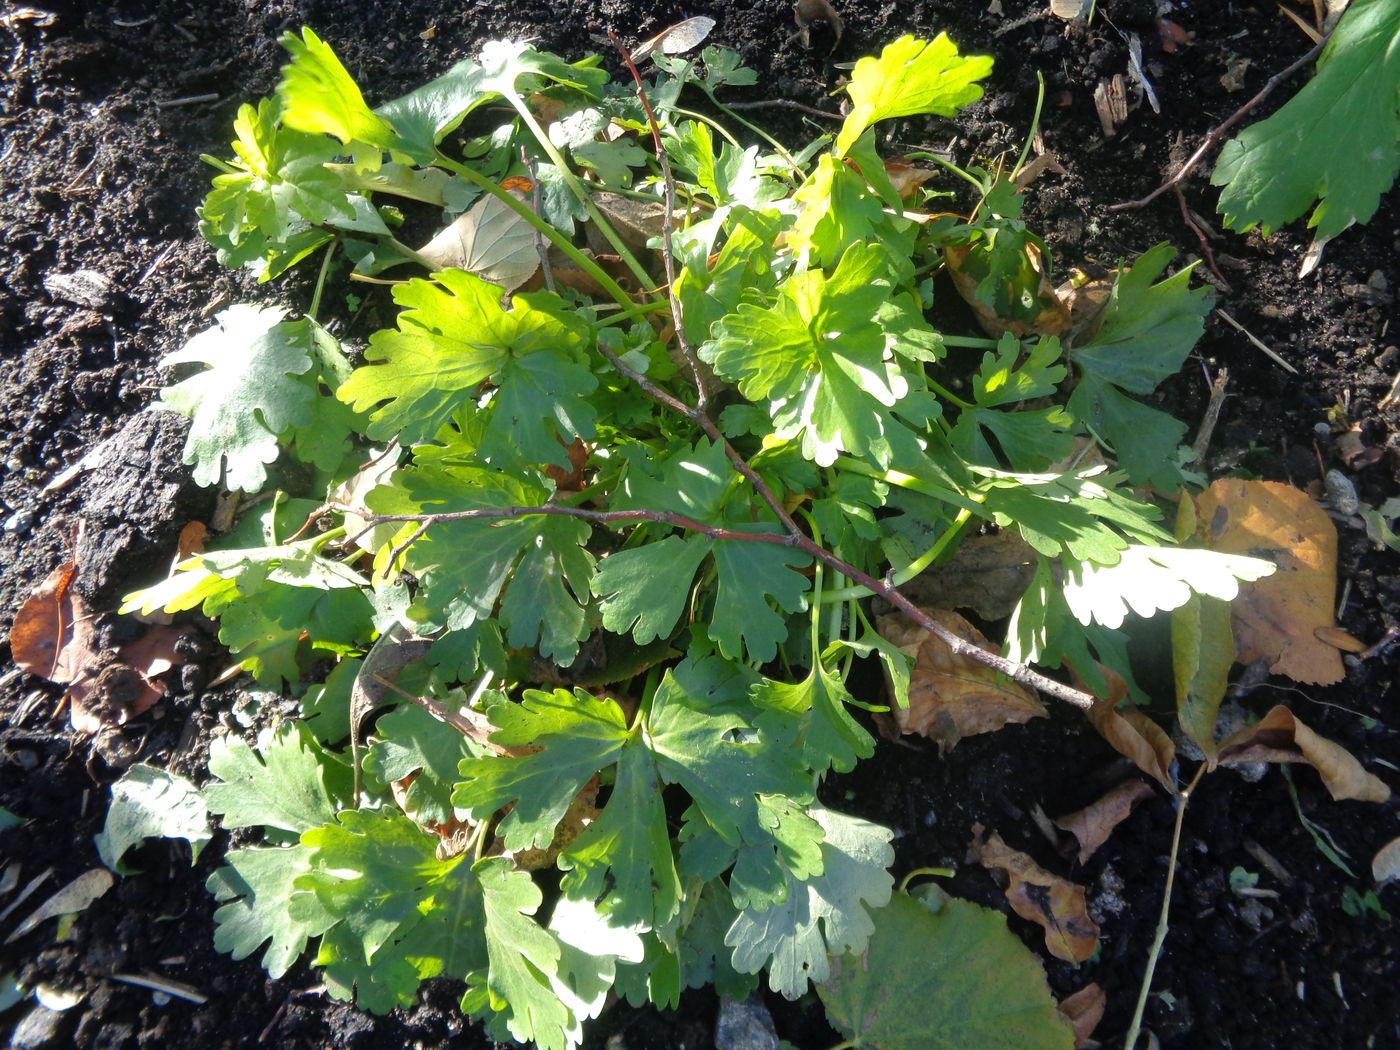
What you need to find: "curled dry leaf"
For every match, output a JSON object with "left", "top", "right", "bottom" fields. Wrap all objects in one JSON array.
[
  {"left": 12, "top": 562, "right": 92, "bottom": 685},
  {"left": 1372, "top": 836, "right": 1400, "bottom": 885},
  {"left": 877, "top": 609, "right": 1045, "bottom": 752},
  {"left": 1193, "top": 479, "right": 1344, "bottom": 685},
  {"left": 12, "top": 561, "right": 169, "bottom": 733},
  {"left": 969, "top": 824, "right": 1100, "bottom": 964},
  {"left": 899, "top": 529, "right": 1037, "bottom": 621},
  {"left": 1078, "top": 666, "right": 1177, "bottom": 793},
  {"left": 1216, "top": 706, "right": 1390, "bottom": 803},
  {"left": 1057, "top": 982, "right": 1107, "bottom": 1047},
  {"left": 793, "top": 0, "right": 844, "bottom": 50},
  {"left": 175, "top": 521, "right": 208, "bottom": 561},
  {"left": 1054, "top": 779, "right": 1156, "bottom": 864},
  {"left": 884, "top": 157, "right": 938, "bottom": 200}
]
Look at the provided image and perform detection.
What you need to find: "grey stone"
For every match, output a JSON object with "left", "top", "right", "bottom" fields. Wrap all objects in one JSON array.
[
  {"left": 715, "top": 995, "right": 779, "bottom": 1050},
  {"left": 9, "top": 1005, "right": 75, "bottom": 1050}
]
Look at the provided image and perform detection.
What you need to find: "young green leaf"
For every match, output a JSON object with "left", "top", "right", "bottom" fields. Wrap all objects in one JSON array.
[
  {"left": 277, "top": 28, "right": 399, "bottom": 157},
  {"left": 452, "top": 689, "right": 630, "bottom": 852},
  {"left": 751, "top": 662, "right": 875, "bottom": 775},
  {"left": 467, "top": 857, "right": 572, "bottom": 1050},
  {"left": 1061, "top": 544, "right": 1275, "bottom": 630},
  {"left": 205, "top": 722, "right": 351, "bottom": 835},
  {"left": 1067, "top": 244, "right": 1212, "bottom": 487},
  {"left": 701, "top": 242, "right": 912, "bottom": 468},
  {"left": 1212, "top": 0, "right": 1400, "bottom": 240},
  {"left": 160, "top": 305, "right": 317, "bottom": 492},
  {"left": 364, "top": 703, "right": 485, "bottom": 825},
  {"left": 95, "top": 764, "right": 211, "bottom": 873},
  {"left": 208, "top": 845, "right": 331, "bottom": 979},
  {"left": 835, "top": 34, "right": 993, "bottom": 155},
  {"left": 337, "top": 271, "right": 596, "bottom": 457},
  {"left": 725, "top": 806, "right": 893, "bottom": 998},
  {"left": 370, "top": 464, "right": 594, "bottom": 662}
]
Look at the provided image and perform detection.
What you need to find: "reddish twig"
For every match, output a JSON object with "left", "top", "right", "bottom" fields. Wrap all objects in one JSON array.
[
  {"left": 1108, "top": 35, "right": 1328, "bottom": 212},
  {"left": 1175, "top": 185, "right": 1232, "bottom": 292},
  {"left": 609, "top": 31, "right": 710, "bottom": 411}
]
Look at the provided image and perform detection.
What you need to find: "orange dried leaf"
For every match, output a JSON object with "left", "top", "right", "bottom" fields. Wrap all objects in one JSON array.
[
  {"left": 969, "top": 824, "right": 1101, "bottom": 964},
  {"left": 1057, "top": 983, "right": 1107, "bottom": 1047},
  {"left": 1216, "top": 706, "right": 1390, "bottom": 803},
  {"left": 176, "top": 522, "right": 208, "bottom": 561},
  {"left": 1194, "top": 479, "right": 1344, "bottom": 684},
  {"left": 877, "top": 609, "right": 1045, "bottom": 752},
  {"left": 1314, "top": 625, "right": 1367, "bottom": 653},
  {"left": 1078, "top": 666, "right": 1177, "bottom": 793},
  {"left": 12, "top": 562, "right": 91, "bottom": 685},
  {"left": 1054, "top": 779, "right": 1156, "bottom": 864}
]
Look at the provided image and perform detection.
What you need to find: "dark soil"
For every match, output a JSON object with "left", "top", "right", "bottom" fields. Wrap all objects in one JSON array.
[{"left": 2, "top": 2, "right": 1398, "bottom": 1048}]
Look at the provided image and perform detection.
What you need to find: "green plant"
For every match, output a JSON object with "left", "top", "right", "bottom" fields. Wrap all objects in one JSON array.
[
  {"left": 125, "top": 26, "right": 1264, "bottom": 1047},
  {"left": 1211, "top": 0, "right": 1400, "bottom": 245}
]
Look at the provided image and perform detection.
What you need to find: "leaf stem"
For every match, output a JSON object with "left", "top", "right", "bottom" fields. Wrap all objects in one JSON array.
[
  {"left": 819, "top": 506, "right": 975, "bottom": 603},
  {"left": 897, "top": 866, "right": 955, "bottom": 894},
  {"left": 669, "top": 105, "right": 743, "bottom": 149},
  {"left": 431, "top": 151, "right": 646, "bottom": 319},
  {"left": 308, "top": 238, "right": 338, "bottom": 322},
  {"left": 505, "top": 97, "right": 655, "bottom": 288},
  {"left": 1123, "top": 763, "right": 1207, "bottom": 1050}
]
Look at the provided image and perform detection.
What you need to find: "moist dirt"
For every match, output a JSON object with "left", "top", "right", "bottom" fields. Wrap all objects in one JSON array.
[{"left": 2, "top": 2, "right": 1398, "bottom": 1048}]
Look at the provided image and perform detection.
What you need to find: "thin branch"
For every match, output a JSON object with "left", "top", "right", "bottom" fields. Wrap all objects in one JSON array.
[
  {"left": 1124, "top": 764, "right": 1207, "bottom": 1049},
  {"left": 610, "top": 32, "right": 711, "bottom": 411},
  {"left": 346, "top": 485, "right": 1096, "bottom": 709},
  {"left": 725, "top": 98, "right": 843, "bottom": 120},
  {"left": 1108, "top": 35, "right": 1329, "bottom": 212},
  {"left": 1175, "top": 185, "right": 1232, "bottom": 293}
]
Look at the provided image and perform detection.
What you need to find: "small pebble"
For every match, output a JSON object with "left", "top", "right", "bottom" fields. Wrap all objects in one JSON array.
[
  {"left": 4, "top": 508, "right": 35, "bottom": 535},
  {"left": 715, "top": 996, "right": 779, "bottom": 1050},
  {"left": 1324, "top": 469, "right": 1359, "bottom": 516}
]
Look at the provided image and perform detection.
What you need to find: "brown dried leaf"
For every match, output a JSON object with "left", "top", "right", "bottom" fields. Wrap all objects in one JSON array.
[
  {"left": 884, "top": 157, "right": 938, "bottom": 200},
  {"left": 1054, "top": 779, "right": 1156, "bottom": 864},
  {"left": 969, "top": 824, "right": 1101, "bottom": 964},
  {"left": 900, "top": 530, "right": 1038, "bottom": 621},
  {"left": 418, "top": 184, "right": 539, "bottom": 293},
  {"left": 877, "top": 609, "right": 1045, "bottom": 752},
  {"left": 1057, "top": 983, "right": 1107, "bottom": 1047},
  {"left": 12, "top": 562, "right": 92, "bottom": 685},
  {"left": 1079, "top": 667, "right": 1177, "bottom": 793},
  {"left": 1194, "top": 479, "right": 1344, "bottom": 685},
  {"left": 175, "top": 522, "right": 207, "bottom": 561},
  {"left": 1216, "top": 706, "right": 1390, "bottom": 803}
]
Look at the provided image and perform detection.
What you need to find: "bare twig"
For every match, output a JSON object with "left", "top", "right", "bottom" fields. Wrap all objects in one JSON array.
[
  {"left": 726, "top": 99, "right": 843, "bottom": 120},
  {"left": 155, "top": 92, "right": 220, "bottom": 109},
  {"left": 1191, "top": 366, "right": 1229, "bottom": 463},
  {"left": 1175, "top": 185, "right": 1232, "bottom": 292},
  {"left": 1215, "top": 308, "right": 1298, "bottom": 374},
  {"left": 610, "top": 32, "right": 711, "bottom": 411},
  {"left": 1108, "top": 35, "right": 1329, "bottom": 212},
  {"left": 1124, "top": 764, "right": 1206, "bottom": 1050},
  {"left": 368, "top": 673, "right": 499, "bottom": 749}
]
